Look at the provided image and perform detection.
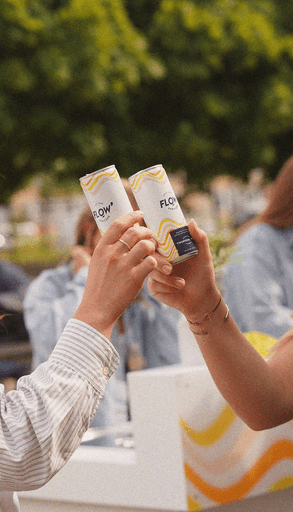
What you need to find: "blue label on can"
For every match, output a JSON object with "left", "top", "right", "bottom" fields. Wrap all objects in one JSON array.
[{"left": 170, "top": 226, "right": 198, "bottom": 257}]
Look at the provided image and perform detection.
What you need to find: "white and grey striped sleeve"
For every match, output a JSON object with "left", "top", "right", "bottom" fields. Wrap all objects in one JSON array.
[{"left": 0, "top": 319, "right": 119, "bottom": 492}]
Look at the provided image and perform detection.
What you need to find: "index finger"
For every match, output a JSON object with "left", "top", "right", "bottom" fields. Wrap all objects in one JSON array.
[{"left": 100, "top": 211, "right": 145, "bottom": 245}]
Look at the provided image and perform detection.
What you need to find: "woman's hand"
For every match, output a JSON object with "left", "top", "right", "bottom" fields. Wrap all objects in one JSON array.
[
  {"left": 148, "top": 219, "right": 220, "bottom": 322},
  {"left": 74, "top": 211, "right": 158, "bottom": 338}
]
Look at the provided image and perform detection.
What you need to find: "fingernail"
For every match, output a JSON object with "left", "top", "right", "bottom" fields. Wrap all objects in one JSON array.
[
  {"left": 162, "top": 265, "right": 172, "bottom": 275},
  {"left": 174, "top": 278, "right": 185, "bottom": 287}
]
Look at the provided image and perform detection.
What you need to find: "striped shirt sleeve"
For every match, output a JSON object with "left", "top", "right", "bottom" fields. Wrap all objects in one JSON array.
[{"left": 0, "top": 319, "right": 119, "bottom": 492}]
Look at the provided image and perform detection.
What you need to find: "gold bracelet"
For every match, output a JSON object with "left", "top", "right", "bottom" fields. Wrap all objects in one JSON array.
[{"left": 187, "top": 296, "right": 230, "bottom": 335}]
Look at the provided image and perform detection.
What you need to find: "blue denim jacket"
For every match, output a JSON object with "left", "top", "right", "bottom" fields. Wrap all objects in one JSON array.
[{"left": 222, "top": 223, "right": 293, "bottom": 338}]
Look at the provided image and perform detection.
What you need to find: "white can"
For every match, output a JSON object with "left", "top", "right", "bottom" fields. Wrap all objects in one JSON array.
[
  {"left": 129, "top": 164, "right": 198, "bottom": 264},
  {"left": 79, "top": 165, "right": 133, "bottom": 235}
]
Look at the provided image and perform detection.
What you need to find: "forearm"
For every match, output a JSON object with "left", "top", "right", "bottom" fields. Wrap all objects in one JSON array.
[
  {"left": 0, "top": 319, "right": 119, "bottom": 491},
  {"left": 188, "top": 296, "right": 286, "bottom": 430},
  {"left": 148, "top": 221, "right": 293, "bottom": 431},
  {"left": 0, "top": 212, "right": 160, "bottom": 491}
]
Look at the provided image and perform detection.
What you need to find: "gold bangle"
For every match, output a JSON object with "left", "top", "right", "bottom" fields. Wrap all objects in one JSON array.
[{"left": 187, "top": 296, "right": 230, "bottom": 335}]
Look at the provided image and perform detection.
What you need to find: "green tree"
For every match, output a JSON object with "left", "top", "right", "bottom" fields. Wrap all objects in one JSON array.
[
  {"left": 122, "top": 0, "right": 293, "bottom": 185},
  {"left": 0, "top": 0, "right": 162, "bottom": 202},
  {"left": 4, "top": 0, "right": 293, "bottom": 199}
]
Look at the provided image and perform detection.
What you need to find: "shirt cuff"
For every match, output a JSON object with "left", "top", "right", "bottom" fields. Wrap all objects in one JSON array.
[{"left": 49, "top": 319, "right": 120, "bottom": 392}]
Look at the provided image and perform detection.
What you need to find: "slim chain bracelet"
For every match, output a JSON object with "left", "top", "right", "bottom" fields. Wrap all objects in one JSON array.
[{"left": 187, "top": 295, "right": 230, "bottom": 335}]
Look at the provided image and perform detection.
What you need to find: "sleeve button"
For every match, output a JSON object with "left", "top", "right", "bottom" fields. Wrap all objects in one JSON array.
[{"left": 103, "top": 366, "right": 109, "bottom": 376}]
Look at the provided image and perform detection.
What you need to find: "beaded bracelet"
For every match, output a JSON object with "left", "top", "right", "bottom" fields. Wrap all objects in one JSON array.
[{"left": 187, "top": 295, "right": 230, "bottom": 335}]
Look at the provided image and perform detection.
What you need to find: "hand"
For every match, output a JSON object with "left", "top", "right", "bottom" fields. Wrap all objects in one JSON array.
[
  {"left": 73, "top": 211, "right": 158, "bottom": 338},
  {"left": 148, "top": 219, "right": 220, "bottom": 322}
]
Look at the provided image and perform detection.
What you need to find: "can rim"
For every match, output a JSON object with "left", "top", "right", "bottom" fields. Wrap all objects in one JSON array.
[
  {"left": 128, "top": 164, "right": 163, "bottom": 181},
  {"left": 79, "top": 165, "right": 116, "bottom": 182}
]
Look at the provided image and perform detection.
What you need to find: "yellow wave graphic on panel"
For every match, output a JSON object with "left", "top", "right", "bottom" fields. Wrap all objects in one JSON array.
[
  {"left": 182, "top": 428, "right": 259, "bottom": 475},
  {"left": 187, "top": 495, "right": 202, "bottom": 511},
  {"left": 181, "top": 333, "right": 277, "bottom": 449},
  {"left": 244, "top": 331, "right": 277, "bottom": 358},
  {"left": 270, "top": 477, "right": 293, "bottom": 492},
  {"left": 185, "top": 439, "right": 293, "bottom": 504},
  {"left": 81, "top": 168, "right": 119, "bottom": 193},
  {"left": 129, "top": 168, "right": 166, "bottom": 193},
  {"left": 180, "top": 404, "right": 237, "bottom": 446}
]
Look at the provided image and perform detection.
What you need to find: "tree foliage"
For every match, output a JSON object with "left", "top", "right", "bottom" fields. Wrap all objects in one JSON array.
[
  {"left": 123, "top": 0, "right": 293, "bottom": 185},
  {"left": 2, "top": 0, "right": 293, "bottom": 201},
  {"left": 0, "top": 0, "right": 162, "bottom": 201}
]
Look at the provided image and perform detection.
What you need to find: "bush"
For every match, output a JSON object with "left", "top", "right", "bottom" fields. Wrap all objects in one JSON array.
[{"left": 2, "top": 236, "right": 70, "bottom": 277}]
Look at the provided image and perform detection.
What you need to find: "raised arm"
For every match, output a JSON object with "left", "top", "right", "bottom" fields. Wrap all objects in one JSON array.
[
  {"left": 0, "top": 211, "right": 158, "bottom": 491},
  {"left": 148, "top": 219, "right": 293, "bottom": 431}
]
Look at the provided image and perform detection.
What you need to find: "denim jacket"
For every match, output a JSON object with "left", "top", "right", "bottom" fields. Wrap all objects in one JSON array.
[{"left": 222, "top": 223, "right": 293, "bottom": 338}]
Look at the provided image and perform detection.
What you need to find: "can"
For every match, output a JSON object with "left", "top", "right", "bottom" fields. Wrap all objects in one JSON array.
[
  {"left": 79, "top": 165, "right": 133, "bottom": 235},
  {"left": 128, "top": 164, "right": 198, "bottom": 264}
]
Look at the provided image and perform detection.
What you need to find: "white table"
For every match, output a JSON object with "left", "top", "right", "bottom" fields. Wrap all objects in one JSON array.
[{"left": 19, "top": 365, "right": 293, "bottom": 511}]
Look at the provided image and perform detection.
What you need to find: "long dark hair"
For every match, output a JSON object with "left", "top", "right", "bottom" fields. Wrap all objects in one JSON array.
[
  {"left": 258, "top": 155, "right": 293, "bottom": 228},
  {"left": 236, "top": 155, "right": 293, "bottom": 238},
  {"left": 75, "top": 206, "right": 97, "bottom": 246}
]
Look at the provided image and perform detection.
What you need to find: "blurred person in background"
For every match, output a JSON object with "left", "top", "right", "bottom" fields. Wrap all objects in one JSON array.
[
  {"left": 221, "top": 155, "right": 293, "bottom": 339},
  {"left": 244, "top": 168, "right": 268, "bottom": 220},
  {"left": 0, "top": 259, "right": 29, "bottom": 310},
  {"left": 210, "top": 175, "right": 243, "bottom": 231},
  {"left": 181, "top": 184, "right": 216, "bottom": 234},
  {"left": 0, "top": 258, "right": 31, "bottom": 389},
  {"left": 233, "top": 168, "right": 268, "bottom": 228},
  {"left": 24, "top": 188, "right": 181, "bottom": 445}
]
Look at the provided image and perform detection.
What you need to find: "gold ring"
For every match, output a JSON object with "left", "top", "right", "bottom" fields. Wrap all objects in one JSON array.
[{"left": 118, "top": 238, "right": 131, "bottom": 251}]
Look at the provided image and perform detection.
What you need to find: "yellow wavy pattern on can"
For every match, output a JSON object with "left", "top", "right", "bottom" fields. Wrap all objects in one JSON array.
[
  {"left": 129, "top": 168, "right": 167, "bottom": 193},
  {"left": 130, "top": 169, "right": 188, "bottom": 260},
  {"left": 160, "top": 243, "right": 178, "bottom": 262},
  {"left": 80, "top": 168, "right": 119, "bottom": 193},
  {"left": 152, "top": 218, "right": 185, "bottom": 260},
  {"left": 157, "top": 217, "right": 184, "bottom": 239},
  {"left": 185, "top": 439, "right": 293, "bottom": 504},
  {"left": 180, "top": 404, "right": 236, "bottom": 446}
]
